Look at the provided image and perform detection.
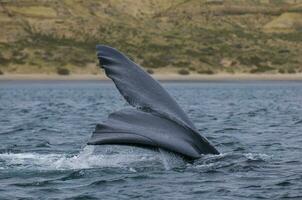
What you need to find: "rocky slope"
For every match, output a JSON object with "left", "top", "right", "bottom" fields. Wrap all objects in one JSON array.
[{"left": 1, "top": 0, "right": 302, "bottom": 74}]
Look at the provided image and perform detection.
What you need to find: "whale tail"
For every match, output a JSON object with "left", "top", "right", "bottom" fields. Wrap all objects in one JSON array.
[{"left": 88, "top": 45, "right": 219, "bottom": 159}]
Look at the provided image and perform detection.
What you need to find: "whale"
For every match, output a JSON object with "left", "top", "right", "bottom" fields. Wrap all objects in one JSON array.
[{"left": 87, "top": 45, "right": 219, "bottom": 159}]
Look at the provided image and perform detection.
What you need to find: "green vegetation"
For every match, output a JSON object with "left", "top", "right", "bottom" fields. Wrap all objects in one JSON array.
[
  {"left": 57, "top": 67, "right": 70, "bottom": 75},
  {"left": 278, "top": 68, "right": 285, "bottom": 74},
  {"left": 146, "top": 69, "right": 154, "bottom": 74},
  {"left": 250, "top": 66, "right": 275, "bottom": 73},
  {"left": 0, "top": 0, "right": 302, "bottom": 74},
  {"left": 178, "top": 69, "right": 190, "bottom": 75},
  {"left": 287, "top": 68, "right": 296, "bottom": 74},
  {"left": 197, "top": 69, "right": 215, "bottom": 75}
]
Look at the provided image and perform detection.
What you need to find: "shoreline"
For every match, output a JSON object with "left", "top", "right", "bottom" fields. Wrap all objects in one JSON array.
[{"left": 1, "top": 73, "right": 302, "bottom": 81}]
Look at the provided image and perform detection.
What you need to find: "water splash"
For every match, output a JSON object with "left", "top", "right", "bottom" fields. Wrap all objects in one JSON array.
[
  {"left": 189, "top": 152, "right": 272, "bottom": 173},
  {"left": 159, "top": 148, "right": 186, "bottom": 170},
  {"left": 244, "top": 153, "right": 271, "bottom": 161},
  {"left": 0, "top": 145, "right": 170, "bottom": 171}
]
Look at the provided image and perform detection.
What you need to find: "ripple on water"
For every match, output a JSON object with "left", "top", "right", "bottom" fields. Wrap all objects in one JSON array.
[
  {"left": 1, "top": 81, "right": 302, "bottom": 199},
  {"left": 187, "top": 152, "right": 272, "bottom": 174}
]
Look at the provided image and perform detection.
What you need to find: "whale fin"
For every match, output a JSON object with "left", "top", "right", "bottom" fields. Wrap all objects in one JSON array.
[
  {"left": 96, "top": 45, "right": 195, "bottom": 129},
  {"left": 88, "top": 108, "right": 205, "bottom": 158}
]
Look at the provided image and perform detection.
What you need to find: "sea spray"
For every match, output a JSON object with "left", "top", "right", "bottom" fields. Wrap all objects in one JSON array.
[
  {"left": 0, "top": 145, "right": 161, "bottom": 171},
  {"left": 158, "top": 148, "right": 186, "bottom": 170}
]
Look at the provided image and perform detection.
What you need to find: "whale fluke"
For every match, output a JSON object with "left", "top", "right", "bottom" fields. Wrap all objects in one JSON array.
[{"left": 88, "top": 45, "right": 219, "bottom": 159}]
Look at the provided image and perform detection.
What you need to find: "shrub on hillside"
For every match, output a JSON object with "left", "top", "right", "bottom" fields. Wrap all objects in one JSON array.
[
  {"left": 142, "top": 55, "right": 171, "bottom": 68},
  {"left": 287, "top": 69, "right": 296, "bottom": 74},
  {"left": 0, "top": 70, "right": 3, "bottom": 75},
  {"left": 146, "top": 69, "right": 154, "bottom": 74},
  {"left": 178, "top": 69, "right": 190, "bottom": 75},
  {"left": 189, "top": 66, "right": 196, "bottom": 71},
  {"left": 250, "top": 66, "right": 274, "bottom": 73},
  {"left": 0, "top": 53, "right": 10, "bottom": 66},
  {"left": 174, "top": 61, "right": 191, "bottom": 68},
  {"left": 57, "top": 67, "right": 70, "bottom": 75},
  {"left": 197, "top": 69, "right": 215, "bottom": 74}
]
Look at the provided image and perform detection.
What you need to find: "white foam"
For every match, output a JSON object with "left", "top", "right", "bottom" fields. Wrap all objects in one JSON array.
[
  {"left": 244, "top": 153, "right": 271, "bottom": 161},
  {"left": 0, "top": 146, "right": 160, "bottom": 171},
  {"left": 159, "top": 148, "right": 185, "bottom": 170},
  {"left": 0, "top": 146, "right": 192, "bottom": 171}
]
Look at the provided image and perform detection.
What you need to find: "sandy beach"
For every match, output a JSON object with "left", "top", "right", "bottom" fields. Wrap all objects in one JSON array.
[{"left": 1, "top": 73, "right": 302, "bottom": 81}]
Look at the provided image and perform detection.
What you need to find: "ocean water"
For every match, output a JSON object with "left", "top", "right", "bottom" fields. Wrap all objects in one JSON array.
[{"left": 0, "top": 80, "right": 301, "bottom": 200}]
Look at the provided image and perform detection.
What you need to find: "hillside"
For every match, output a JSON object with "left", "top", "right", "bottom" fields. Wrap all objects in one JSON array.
[{"left": 1, "top": 0, "right": 302, "bottom": 75}]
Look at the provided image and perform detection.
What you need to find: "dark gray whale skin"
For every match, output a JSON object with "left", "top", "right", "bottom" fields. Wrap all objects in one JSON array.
[{"left": 87, "top": 45, "right": 219, "bottom": 159}]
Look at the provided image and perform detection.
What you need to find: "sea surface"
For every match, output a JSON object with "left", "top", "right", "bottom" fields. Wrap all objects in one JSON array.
[{"left": 0, "top": 80, "right": 301, "bottom": 200}]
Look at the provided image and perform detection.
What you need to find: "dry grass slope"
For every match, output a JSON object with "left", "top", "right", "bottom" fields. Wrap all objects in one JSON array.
[{"left": 0, "top": 0, "right": 302, "bottom": 74}]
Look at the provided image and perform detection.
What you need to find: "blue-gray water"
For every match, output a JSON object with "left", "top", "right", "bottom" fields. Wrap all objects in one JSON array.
[{"left": 0, "top": 80, "right": 301, "bottom": 200}]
